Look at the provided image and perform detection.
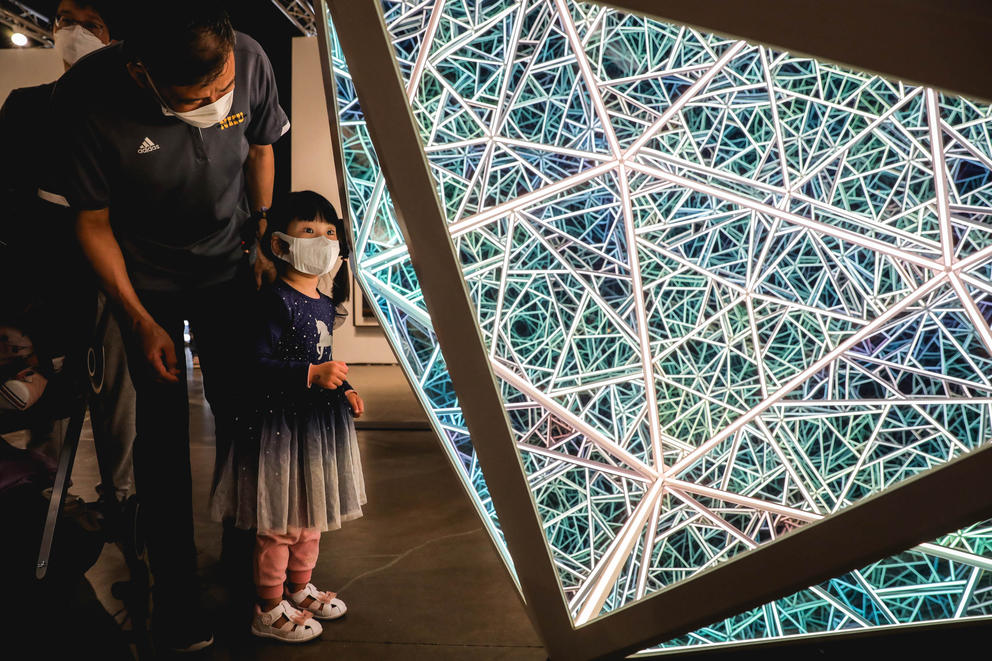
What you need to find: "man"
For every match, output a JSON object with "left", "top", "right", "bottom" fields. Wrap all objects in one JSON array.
[
  {"left": 43, "top": 0, "right": 287, "bottom": 651},
  {"left": 0, "top": 1, "right": 136, "bottom": 511}
]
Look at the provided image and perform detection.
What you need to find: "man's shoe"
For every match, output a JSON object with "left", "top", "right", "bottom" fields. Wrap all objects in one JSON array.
[
  {"left": 153, "top": 598, "right": 215, "bottom": 653},
  {"left": 154, "top": 618, "right": 214, "bottom": 653}
]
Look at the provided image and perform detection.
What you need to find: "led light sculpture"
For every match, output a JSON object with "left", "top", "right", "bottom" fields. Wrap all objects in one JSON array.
[{"left": 319, "top": 1, "right": 992, "bottom": 656}]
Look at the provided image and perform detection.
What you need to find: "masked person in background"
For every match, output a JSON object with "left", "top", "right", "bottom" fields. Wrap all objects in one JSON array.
[
  {"left": 41, "top": 0, "right": 289, "bottom": 652},
  {"left": 0, "top": 0, "right": 136, "bottom": 517}
]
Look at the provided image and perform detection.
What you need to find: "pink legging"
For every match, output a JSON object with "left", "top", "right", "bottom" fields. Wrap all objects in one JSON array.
[{"left": 254, "top": 527, "right": 321, "bottom": 600}]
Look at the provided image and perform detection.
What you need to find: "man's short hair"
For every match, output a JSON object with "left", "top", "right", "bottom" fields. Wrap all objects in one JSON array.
[{"left": 124, "top": 0, "right": 235, "bottom": 87}]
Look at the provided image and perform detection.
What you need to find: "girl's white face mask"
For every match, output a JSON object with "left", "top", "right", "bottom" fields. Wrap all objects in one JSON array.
[
  {"left": 144, "top": 70, "right": 235, "bottom": 129},
  {"left": 273, "top": 232, "right": 340, "bottom": 276},
  {"left": 54, "top": 25, "right": 105, "bottom": 67}
]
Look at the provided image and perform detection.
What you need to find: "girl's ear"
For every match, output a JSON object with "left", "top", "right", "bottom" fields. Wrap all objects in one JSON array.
[{"left": 270, "top": 233, "right": 288, "bottom": 258}]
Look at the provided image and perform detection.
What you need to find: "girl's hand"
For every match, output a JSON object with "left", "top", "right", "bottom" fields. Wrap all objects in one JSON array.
[
  {"left": 308, "top": 361, "right": 349, "bottom": 389},
  {"left": 345, "top": 390, "right": 364, "bottom": 418}
]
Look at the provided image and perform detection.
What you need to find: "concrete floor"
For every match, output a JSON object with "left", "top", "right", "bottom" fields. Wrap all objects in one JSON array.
[
  {"left": 14, "top": 361, "right": 992, "bottom": 660},
  {"left": 45, "top": 362, "right": 545, "bottom": 660}
]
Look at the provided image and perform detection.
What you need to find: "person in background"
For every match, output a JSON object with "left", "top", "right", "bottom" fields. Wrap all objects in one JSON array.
[
  {"left": 0, "top": 0, "right": 136, "bottom": 516},
  {"left": 212, "top": 190, "right": 365, "bottom": 643},
  {"left": 42, "top": 0, "right": 288, "bottom": 652}
]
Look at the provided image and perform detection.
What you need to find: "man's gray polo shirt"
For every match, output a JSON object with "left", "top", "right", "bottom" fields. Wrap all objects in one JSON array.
[{"left": 43, "top": 32, "right": 289, "bottom": 291}]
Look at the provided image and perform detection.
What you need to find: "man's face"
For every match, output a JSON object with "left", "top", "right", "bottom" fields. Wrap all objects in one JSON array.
[
  {"left": 53, "top": 0, "right": 111, "bottom": 45},
  {"left": 153, "top": 50, "right": 236, "bottom": 113}
]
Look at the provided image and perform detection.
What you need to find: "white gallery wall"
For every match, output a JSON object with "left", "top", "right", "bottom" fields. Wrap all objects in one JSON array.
[
  {"left": 0, "top": 47, "right": 62, "bottom": 105},
  {"left": 291, "top": 36, "right": 395, "bottom": 364}
]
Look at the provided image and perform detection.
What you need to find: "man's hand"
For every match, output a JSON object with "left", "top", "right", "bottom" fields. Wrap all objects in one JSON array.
[
  {"left": 308, "top": 361, "right": 349, "bottom": 390},
  {"left": 253, "top": 248, "right": 277, "bottom": 289},
  {"left": 134, "top": 317, "right": 179, "bottom": 383},
  {"left": 345, "top": 390, "right": 364, "bottom": 419},
  {"left": 77, "top": 207, "right": 179, "bottom": 382}
]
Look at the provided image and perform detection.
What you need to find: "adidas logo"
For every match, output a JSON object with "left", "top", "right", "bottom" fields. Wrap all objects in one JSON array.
[{"left": 137, "top": 137, "right": 160, "bottom": 154}]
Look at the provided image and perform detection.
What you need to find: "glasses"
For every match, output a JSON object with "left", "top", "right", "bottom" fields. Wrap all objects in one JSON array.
[{"left": 54, "top": 15, "right": 106, "bottom": 38}]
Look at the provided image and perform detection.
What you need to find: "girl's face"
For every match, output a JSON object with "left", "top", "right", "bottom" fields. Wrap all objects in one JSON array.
[
  {"left": 271, "top": 216, "right": 338, "bottom": 263},
  {"left": 285, "top": 217, "right": 337, "bottom": 241}
]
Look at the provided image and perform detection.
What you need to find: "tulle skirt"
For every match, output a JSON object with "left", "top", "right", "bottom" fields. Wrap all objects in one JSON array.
[{"left": 212, "top": 397, "right": 366, "bottom": 533}]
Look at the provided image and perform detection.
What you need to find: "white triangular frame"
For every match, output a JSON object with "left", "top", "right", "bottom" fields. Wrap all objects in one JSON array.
[{"left": 316, "top": 2, "right": 992, "bottom": 658}]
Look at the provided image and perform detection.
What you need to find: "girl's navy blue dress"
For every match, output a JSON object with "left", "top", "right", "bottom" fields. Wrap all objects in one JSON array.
[{"left": 212, "top": 278, "right": 366, "bottom": 533}]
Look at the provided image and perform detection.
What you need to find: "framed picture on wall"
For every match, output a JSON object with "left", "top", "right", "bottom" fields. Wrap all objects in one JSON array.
[{"left": 353, "top": 276, "right": 379, "bottom": 326}]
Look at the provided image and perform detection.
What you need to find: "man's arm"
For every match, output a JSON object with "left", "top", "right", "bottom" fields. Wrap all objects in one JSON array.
[
  {"left": 76, "top": 208, "right": 179, "bottom": 383},
  {"left": 245, "top": 143, "right": 276, "bottom": 288},
  {"left": 245, "top": 143, "right": 274, "bottom": 217}
]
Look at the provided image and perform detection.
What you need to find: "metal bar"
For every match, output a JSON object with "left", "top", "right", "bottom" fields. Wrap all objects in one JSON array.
[
  {"left": 626, "top": 159, "right": 945, "bottom": 272},
  {"left": 8, "top": 0, "right": 48, "bottom": 24},
  {"left": 663, "top": 274, "right": 948, "bottom": 480},
  {"left": 0, "top": 6, "right": 52, "bottom": 45},
  {"left": 584, "top": 0, "right": 992, "bottom": 104},
  {"left": 322, "top": 1, "right": 575, "bottom": 654},
  {"left": 574, "top": 479, "right": 666, "bottom": 622},
  {"left": 270, "top": 0, "right": 317, "bottom": 36},
  {"left": 494, "top": 360, "right": 657, "bottom": 480},
  {"left": 623, "top": 41, "right": 747, "bottom": 158},
  {"left": 315, "top": 2, "right": 526, "bottom": 593},
  {"left": 926, "top": 88, "right": 956, "bottom": 269},
  {"left": 320, "top": 1, "right": 992, "bottom": 658},
  {"left": 36, "top": 397, "right": 88, "bottom": 579},
  {"left": 570, "top": 443, "right": 992, "bottom": 659}
]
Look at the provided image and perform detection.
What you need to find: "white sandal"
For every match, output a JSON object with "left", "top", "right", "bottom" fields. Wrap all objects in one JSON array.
[
  {"left": 285, "top": 583, "right": 347, "bottom": 620},
  {"left": 250, "top": 600, "right": 323, "bottom": 643}
]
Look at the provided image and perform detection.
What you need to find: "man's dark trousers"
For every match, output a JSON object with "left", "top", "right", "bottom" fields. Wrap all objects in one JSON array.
[{"left": 123, "top": 274, "right": 253, "bottom": 610}]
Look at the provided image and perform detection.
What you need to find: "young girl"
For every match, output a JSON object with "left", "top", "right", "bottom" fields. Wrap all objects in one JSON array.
[{"left": 212, "top": 190, "right": 367, "bottom": 643}]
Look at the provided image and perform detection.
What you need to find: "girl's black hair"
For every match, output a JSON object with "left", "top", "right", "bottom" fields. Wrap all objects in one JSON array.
[{"left": 262, "top": 190, "right": 351, "bottom": 306}]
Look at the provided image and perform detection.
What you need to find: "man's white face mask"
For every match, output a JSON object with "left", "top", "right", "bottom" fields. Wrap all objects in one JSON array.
[
  {"left": 53, "top": 25, "right": 105, "bottom": 67},
  {"left": 273, "top": 233, "right": 340, "bottom": 276},
  {"left": 143, "top": 70, "right": 234, "bottom": 129}
]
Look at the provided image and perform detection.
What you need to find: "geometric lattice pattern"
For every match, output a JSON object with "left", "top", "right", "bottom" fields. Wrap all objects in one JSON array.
[{"left": 326, "top": 0, "right": 992, "bottom": 648}]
